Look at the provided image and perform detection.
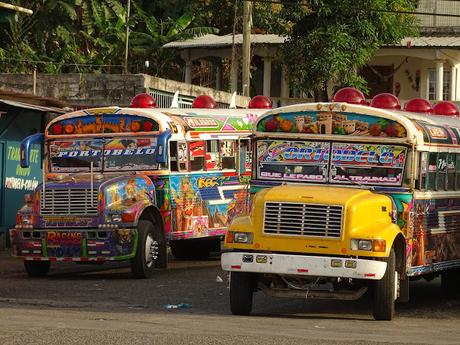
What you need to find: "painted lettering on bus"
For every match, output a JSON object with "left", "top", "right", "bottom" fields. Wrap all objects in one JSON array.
[
  {"left": 56, "top": 148, "right": 156, "bottom": 158},
  {"left": 260, "top": 171, "right": 324, "bottom": 181},
  {"left": 283, "top": 147, "right": 329, "bottom": 161},
  {"left": 47, "top": 231, "right": 82, "bottom": 245},
  {"left": 197, "top": 177, "right": 219, "bottom": 188},
  {"left": 332, "top": 149, "right": 394, "bottom": 164},
  {"left": 280, "top": 147, "right": 396, "bottom": 165}
]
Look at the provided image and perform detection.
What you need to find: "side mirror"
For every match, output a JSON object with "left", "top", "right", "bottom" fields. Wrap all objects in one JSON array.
[
  {"left": 20, "top": 133, "right": 44, "bottom": 168},
  {"left": 156, "top": 129, "right": 172, "bottom": 164}
]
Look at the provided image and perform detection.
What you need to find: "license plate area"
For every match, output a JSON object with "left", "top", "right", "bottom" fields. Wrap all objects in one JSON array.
[{"left": 46, "top": 231, "right": 83, "bottom": 257}]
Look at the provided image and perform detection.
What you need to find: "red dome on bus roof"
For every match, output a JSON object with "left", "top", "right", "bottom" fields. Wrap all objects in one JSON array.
[
  {"left": 404, "top": 98, "right": 433, "bottom": 113},
  {"left": 130, "top": 93, "right": 157, "bottom": 108},
  {"left": 248, "top": 95, "right": 272, "bottom": 109},
  {"left": 332, "top": 87, "right": 367, "bottom": 105},
  {"left": 433, "top": 101, "right": 460, "bottom": 117},
  {"left": 370, "top": 93, "right": 401, "bottom": 110},
  {"left": 192, "top": 95, "right": 217, "bottom": 109}
]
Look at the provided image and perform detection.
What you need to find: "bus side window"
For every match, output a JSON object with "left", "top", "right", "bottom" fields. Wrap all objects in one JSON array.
[
  {"left": 238, "top": 139, "right": 251, "bottom": 174},
  {"left": 178, "top": 142, "right": 188, "bottom": 171},
  {"left": 206, "top": 140, "right": 221, "bottom": 170},
  {"left": 169, "top": 141, "right": 178, "bottom": 172},
  {"left": 437, "top": 152, "right": 447, "bottom": 191},
  {"left": 419, "top": 152, "right": 428, "bottom": 191},
  {"left": 428, "top": 153, "right": 437, "bottom": 190},
  {"left": 456, "top": 154, "right": 460, "bottom": 190},
  {"left": 221, "top": 140, "right": 236, "bottom": 170},
  {"left": 190, "top": 141, "right": 205, "bottom": 171},
  {"left": 447, "top": 153, "right": 456, "bottom": 190}
]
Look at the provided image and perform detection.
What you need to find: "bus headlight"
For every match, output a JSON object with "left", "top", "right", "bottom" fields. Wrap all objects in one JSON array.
[
  {"left": 351, "top": 239, "right": 386, "bottom": 252},
  {"left": 110, "top": 214, "right": 122, "bottom": 222},
  {"left": 226, "top": 231, "right": 253, "bottom": 244}
]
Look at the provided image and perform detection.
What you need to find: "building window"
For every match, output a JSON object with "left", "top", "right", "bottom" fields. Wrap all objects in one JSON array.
[{"left": 428, "top": 69, "right": 450, "bottom": 100}]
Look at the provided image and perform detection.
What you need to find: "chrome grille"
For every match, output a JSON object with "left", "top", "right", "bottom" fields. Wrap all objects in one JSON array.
[
  {"left": 264, "top": 202, "right": 343, "bottom": 238},
  {"left": 40, "top": 188, "right": 98, "bottom": 216}
]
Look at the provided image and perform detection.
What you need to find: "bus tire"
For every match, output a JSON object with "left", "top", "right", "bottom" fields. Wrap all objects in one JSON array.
[
  {"left": 441, "top": 269, "right": 460, "bottom": 298},
  {"left": 373, "top": 249, "right": 396, "bottom": 320},
  {"left": 130, "top": 220, "right": 166, "bottom": 278},
  {"left": 24, "top": 260, "right": 50, "bottom": 277},
  {"left": 229, "top": 272, "right": 255, "bottom": 315},
  {"left": 397, "top": 277, "right": 410, "bottom": 303}
]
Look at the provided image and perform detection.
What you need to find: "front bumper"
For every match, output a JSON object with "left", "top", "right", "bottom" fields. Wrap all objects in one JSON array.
[
  {"left": 9, "top": 228, "right": 136, "bottom": 261},
  {"left": 221, "top": 252, "right": 387, "bottom": 280}
]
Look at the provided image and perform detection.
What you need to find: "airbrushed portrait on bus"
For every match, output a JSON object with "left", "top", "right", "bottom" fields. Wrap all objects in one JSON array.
[
  {"left": 11, "top": 92, "right": 270, "bottom": 279},
  {"left": 222, "top": 88, "right": 460, "bottom": 321}
]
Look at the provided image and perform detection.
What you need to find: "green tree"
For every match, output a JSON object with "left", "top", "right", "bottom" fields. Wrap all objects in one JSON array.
[
  {"left": 278, "top": 0, "right": 419, "bottom": 101},
  {"left": 0, "top": 0, "right": 128, "bottom": 73},
  {"left": 0, "top": 0, "right": 217, "bottom": 75},
  {"left": 129, "top": 4, "right": 218, "bottom": 76}
]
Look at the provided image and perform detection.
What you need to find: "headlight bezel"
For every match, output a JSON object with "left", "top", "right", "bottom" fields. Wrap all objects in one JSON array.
[
  {"left": 227, "top": 231, "right": 253, "bottom": 244},
  {"left": 350, "top": 238, "right": 386, "bottom": 252}
]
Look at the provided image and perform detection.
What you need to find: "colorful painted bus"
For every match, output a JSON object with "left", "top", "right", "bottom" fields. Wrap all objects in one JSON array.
[
  {"left": 222, "top": 90, "right": 460, "bottom": 320},
  {"left": 11, "top": 93, "right": 269, "bottom": 278}
]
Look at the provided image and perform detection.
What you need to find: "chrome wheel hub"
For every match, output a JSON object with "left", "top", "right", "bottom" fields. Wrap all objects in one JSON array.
[{"left": 145, "top": 234, "right": 159, "bottom": 268}]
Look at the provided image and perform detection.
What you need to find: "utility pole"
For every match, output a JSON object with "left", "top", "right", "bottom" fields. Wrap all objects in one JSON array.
[
  {"left": 124, "top": 0, "right": 131, "bottom": 74},
  {"left": 242, "top": 0, "right": 252, "bottom": 97}
]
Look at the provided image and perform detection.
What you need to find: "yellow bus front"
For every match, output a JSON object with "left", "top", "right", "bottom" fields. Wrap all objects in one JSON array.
[{"left": 221, "top": 102, "right": 415, "bottom": 320}]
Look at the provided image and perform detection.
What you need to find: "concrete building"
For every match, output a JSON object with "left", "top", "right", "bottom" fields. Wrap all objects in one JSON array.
[{"left": 163, "top": 0, "right": 460, "bottom": 104}]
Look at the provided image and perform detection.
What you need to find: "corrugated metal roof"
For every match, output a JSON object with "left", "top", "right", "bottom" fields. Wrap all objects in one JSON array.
[
  {"left": 392, "top": 36, "right": 460, "bottom": 48},
  {"left": 165, "top": 34, "right": 460, "bottom": 50},
  {"left": 0, "top": 99, "right": 66, "bottom": 113},
  {"left": 163, "top": 34, "right": 286, "bottom": 49}
]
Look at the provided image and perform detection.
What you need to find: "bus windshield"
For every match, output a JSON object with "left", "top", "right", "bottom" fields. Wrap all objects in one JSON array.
[
  {"left": 256, "top": 139, "right": 407, "bottom": 187},
  {"left": 48, "top": 137, "right": 158, "bottom": 172}
]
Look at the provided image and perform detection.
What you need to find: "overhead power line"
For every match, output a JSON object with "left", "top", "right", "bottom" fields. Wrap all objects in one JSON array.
[
  {"left": 0, "top": 57, "right": 123, "bottom": 68},
  {"left": 244, "top": 0, "right": 460, "bottom": 18}
]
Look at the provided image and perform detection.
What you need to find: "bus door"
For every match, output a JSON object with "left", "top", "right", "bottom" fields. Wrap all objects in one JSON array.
[{"left": 237, "top": 138, "right": 251, "bottom": 176}]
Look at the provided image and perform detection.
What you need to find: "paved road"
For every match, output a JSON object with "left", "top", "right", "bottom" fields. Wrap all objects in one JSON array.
[{"left": 0, "top": 253, "right": 459, "bottom": 345}]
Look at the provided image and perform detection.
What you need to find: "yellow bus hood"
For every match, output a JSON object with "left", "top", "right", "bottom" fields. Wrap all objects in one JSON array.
[{"left": 263, "top": 185, "right": 372, "bottom": 205}]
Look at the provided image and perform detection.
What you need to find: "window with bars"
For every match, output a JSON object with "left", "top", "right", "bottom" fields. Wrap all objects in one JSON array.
[
  {"left": 419, "top": 152, "right": 460, "bottom": 191},
  {"left": 428, "top": 69, "right": 450, "bottom": 101}
]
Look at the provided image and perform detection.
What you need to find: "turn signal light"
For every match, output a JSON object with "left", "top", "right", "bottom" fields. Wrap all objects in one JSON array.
[
  {"left": 130, "top": 93, "right": 157, "bottom": 108},
  {"left": 372, "top": 239, "right": 387, "bottom": 252},
  {"left": 332, "top": 87, "right": 367, "bottom": 105},
  {"left": 248, "top": 95, "right": 272, "bottom": 109},
  {"left": 226, "top": 231, "right": 234, "bottom": 243},
  {"left": 51, "top": 123, "right": 63, "bottom": 135},
  {"left": 370, "top": 93, "right": 401, "bottom": 110},
  {"left": 192, "top": 95, "right": 217, "bottom": 109},
  {"left": 121, "top": 212, "right": 136, "bottom": 223},
  {"left": 404, "top": 98, "right": 433, "bottom": 113},
  {"left": 433, "top": 101, "right": 459, "bottom": 117}
]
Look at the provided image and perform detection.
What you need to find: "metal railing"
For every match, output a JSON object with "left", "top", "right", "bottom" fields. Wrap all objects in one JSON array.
[
  {"left": 148, "top": 89, "right": 232, "bottom": 109},
  {"left": 417, "top": 0, "right": 460, "bottom": 27}
]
